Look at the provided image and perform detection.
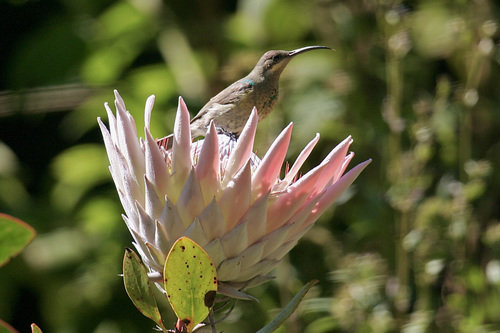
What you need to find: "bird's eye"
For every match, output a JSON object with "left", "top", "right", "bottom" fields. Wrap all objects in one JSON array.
[{"left": 272, "top": 54, "right": 281, "bottom": 62}]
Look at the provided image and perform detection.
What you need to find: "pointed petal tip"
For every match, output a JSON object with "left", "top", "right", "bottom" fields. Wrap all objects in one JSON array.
[
  {"left": 309, "top": 133, "right": 320, "bottom": 145},
  {"left": 176, "top": 97, "right": 191, "bottom": 122},
  {"left": 251, "top": 121, "right": 294, "bottom": 198},
  {"left": 178, "top": 96, "right": 187, "bottom": 108},
  {"left": 361, "top": 158, "right": 372, "bottom": 166},
  {"left": 279, "top": 132, "right": 322, "bottom": 189},
  {"left": 174, "top": 96, "right": 191, "bottom": 134},
  {"left": 343, "top": 158, "right": 372, "bottom": 179},
  {"left": 244, "top": 108, "right": 258, "bottom": 130},
  {"left": 303, "top": 157, "right": 371, "bottom": 226},
  {"left": 343, "top": 135, "right": 353, "bottom": 144},
  {"left": 144, "top": 95, "right": 156, "bottom": 130},
  {"left": 248, "top": 107, "right": 258, "bottom": 126},
  {"left": 278, "top": 122, "right": 294, "bottom": 141},
  {"left": 145, "top": 95, "right": 156, "bottom": 107},
  {"left": 97, "top": 118, "right": 107, "bottom": 132},
  {"left": 208, "top": 120, "right": 217, "bottom": 134}
]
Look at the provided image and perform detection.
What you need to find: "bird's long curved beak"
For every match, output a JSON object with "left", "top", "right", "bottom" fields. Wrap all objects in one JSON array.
[{"left": 288, "top": 45, "right": 333, "bottom": 57}]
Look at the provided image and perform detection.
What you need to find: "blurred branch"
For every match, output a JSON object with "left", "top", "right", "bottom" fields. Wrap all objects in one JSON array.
[{"left": 0, "top": 83, "right": 98, "bottom": 117}]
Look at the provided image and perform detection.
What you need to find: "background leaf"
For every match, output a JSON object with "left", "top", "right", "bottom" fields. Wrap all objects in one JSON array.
[
  {"left": 0, "top": 214, "right": 36, "bottom": 267},
  {"left": 256, "top": 280, "right": 317, "bottom": 333}
]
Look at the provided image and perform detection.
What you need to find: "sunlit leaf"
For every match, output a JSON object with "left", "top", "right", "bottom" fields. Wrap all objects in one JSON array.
[
  {"left": 256, "top": 280, "right": 318, "bottom": 333},
  {"left": 123, "top": 248, "right": 165, "bottom": 331},
  {"left": 164, "top": 237, "right": 217, "bottom": 332},
  {"left": 0, "top": 213, "right": 36, "bottom": 267}
]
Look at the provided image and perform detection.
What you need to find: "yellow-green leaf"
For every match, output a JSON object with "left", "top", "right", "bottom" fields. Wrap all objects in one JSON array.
[
  {"left": 123, "top": 248, "right": 165, "bottom": 330},
  {"left": 164, "top": 237, "right": 217, "bottom": 332}
]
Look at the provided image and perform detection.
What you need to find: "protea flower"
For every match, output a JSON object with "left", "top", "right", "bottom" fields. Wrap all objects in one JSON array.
[{"left": 98, "top": 90, "right": 370, "bottom": 298}]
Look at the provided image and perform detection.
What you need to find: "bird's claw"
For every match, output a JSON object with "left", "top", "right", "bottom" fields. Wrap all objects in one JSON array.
[{"left": 215, "top": 126, "right": 238, "bottom": 141}]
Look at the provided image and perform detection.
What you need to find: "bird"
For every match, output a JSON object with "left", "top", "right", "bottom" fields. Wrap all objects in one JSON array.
[{"left": 158, "top": 46, "right": 332, "bottom": 149}]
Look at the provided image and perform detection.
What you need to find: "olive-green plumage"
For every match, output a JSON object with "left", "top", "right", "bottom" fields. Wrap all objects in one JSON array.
[{"left": 159, "top": 46, "right": 332, "bottom": 148}]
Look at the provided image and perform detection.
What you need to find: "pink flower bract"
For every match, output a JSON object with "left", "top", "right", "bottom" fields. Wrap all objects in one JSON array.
[{"left": 99, "top": 90, "right": 370, "bottom": 297}]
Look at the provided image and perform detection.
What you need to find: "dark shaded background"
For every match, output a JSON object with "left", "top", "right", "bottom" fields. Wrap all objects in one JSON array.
[{"left": 1, "top": 0, "right": 499, "bottom": 332}]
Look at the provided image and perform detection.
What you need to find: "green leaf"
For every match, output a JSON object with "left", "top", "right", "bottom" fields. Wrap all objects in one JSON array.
[
  {"left": 123, "top": 248, "right": 165, "bottom": 331},
  {"left": 0, "top": 213, "right": 36, "bottom": 267},
  {"left": 256, "top": 280, "right": 318, "bottom": 333},
  {"left": 164, "top": 237, "right": 217, "bottom": 332},
  {"left": 30, "top": 324, "right": 43, "bottom": 333}
]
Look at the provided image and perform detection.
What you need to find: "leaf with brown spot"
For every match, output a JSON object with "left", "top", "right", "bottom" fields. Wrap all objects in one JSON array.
[{"left": 164, "top": 237, "right": 217, "bottom": 332}]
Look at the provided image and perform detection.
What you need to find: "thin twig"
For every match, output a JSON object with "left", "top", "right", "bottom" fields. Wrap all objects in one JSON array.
[{"left": 207, "top": 309, "right": 217, "bottom": 333}]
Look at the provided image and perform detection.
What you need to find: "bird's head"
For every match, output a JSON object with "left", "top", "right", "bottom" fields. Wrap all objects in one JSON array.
[{"left": 252, "top": 46, "right": 332, "bottom": 79}]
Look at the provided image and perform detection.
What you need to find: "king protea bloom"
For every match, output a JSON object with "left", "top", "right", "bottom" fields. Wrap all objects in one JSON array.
[{"left": 99, "top": 90, "right": 370, "bottom": 298}]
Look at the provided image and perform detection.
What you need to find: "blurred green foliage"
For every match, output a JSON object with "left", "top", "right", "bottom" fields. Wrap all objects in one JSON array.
[{"left": 0, "top": 0, "right": 499, "bottom": 332}]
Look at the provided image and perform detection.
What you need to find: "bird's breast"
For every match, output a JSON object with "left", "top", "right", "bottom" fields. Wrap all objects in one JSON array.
[{"left": 256, "top": 87, "right": 279, "bottom": 118}]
